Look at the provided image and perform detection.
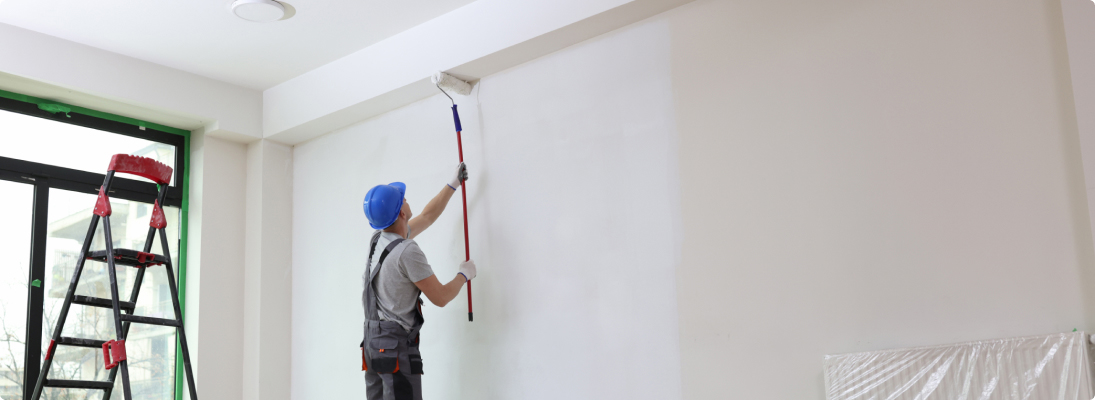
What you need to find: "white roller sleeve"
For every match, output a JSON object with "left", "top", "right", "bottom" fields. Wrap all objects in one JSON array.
[{"left": 432, "top": 72, "right": 472, "bottom": 96}]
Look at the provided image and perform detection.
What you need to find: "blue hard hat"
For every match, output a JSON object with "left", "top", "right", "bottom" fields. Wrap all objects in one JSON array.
[{"left": 363, "top": 182, "right": 406, "bottom": 229}]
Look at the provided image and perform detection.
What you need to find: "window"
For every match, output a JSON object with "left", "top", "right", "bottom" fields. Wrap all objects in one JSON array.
[
  {"left": 0, "top": 94, "right": 188, "bottom": 400},
  {"left": 0, "top": 111, "right": 177, "bottom": 184},
  {"left": 0, "top": 180, "right": 33, "bottom": 400}
]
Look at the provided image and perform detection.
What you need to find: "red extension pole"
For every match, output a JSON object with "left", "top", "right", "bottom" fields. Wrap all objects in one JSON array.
[
  {"left": 453, "top": 105, "right": 473, "bottom": 322},
  {"left": 457, "top": 131, "right": 473, "bottom": 321}
]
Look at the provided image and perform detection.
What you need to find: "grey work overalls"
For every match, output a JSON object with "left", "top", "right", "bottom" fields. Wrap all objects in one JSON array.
[{"left": 362, "top": 232, "right": 426, "bottom": 400}]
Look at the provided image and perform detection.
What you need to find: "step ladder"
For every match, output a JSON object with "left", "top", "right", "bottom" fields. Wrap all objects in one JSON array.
[{"left": 30, "top": 154, "right": 198, "bottom": 400}]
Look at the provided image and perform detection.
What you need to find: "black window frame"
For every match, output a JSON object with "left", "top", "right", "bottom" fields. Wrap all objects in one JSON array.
[{"left": 0, "top": 95, "right": 186, "bottom": 400}]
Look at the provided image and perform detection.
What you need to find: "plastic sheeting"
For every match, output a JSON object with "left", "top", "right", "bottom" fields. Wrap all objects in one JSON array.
[{"left": 824, "top": 332, "right": 1095, "bottom": 400}]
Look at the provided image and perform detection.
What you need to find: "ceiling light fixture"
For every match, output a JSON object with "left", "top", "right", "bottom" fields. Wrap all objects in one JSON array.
[{"left": 231, "top": 0, "right": 289, "bottom": 23}]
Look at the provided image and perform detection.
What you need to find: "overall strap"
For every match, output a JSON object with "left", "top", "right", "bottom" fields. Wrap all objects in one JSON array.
[
  {"left": 363, "top": 236, "right": 407, "bottom": 320},
  {"left": 362, "top": 231, "right": 382, "bottom": 320},
  {"left": 405, "top": 298, "right": 426, "bottom": 344},
  {"left": 366, "top": 231, "right": 382, "bottom": 264},
  {"left": 364, "top": 237, "right": 406, "bottom": 320},
  {"left": 369, "top": 238, "right": 405, "bottom": 284}
]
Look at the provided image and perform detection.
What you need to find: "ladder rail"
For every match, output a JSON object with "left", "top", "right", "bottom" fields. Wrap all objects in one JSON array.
[
  {"left": 102, "top": 214, "right": 135, "bottom": 400},
  {"left": 160, "top": 226, "right": 199, "bottom": 400},
  {"left": 103, "top": 183, "right": 167, "bottom": 400},
  {"left": 29, "top": 214, "right": 101, "bottom": 400}
]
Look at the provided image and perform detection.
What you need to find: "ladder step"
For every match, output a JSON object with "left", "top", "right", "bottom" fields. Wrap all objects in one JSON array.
[
  {"left": 43, "top": 379, "right": 113, "bottom": 390},
  {"left": 120, "top": 314, "right": 181, "bottom": 327},
  {"left": 86, "top": 248, "right": 168, "bottom": 267},
  {"left": 71, "top": 295, "right": 136, "bottom": 312},
  {"left": 57, "top": 337, "right": 107, "bottom": 348}
]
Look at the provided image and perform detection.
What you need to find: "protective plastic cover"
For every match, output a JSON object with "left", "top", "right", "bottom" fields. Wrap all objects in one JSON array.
[{"left": 824, "top": 332, "right": 1094, "bottom": 400}]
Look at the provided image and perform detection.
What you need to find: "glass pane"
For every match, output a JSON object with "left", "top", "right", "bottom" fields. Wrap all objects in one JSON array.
[
  {"left": 42, "top": 189, "right": 179, "bottom": 400},
  {"left": 0, "top": 180, "right": 33, "bottom": 400},
  {"left": 0, "top": 110, "right": 176, "bottom": 185}
]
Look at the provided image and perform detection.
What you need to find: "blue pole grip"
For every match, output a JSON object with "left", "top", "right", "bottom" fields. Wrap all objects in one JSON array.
[{"left": 452, "top": 104, "right": 463, "bottom": 132}]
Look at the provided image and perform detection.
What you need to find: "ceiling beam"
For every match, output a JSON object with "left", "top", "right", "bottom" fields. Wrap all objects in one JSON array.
[
  {"left": 262, "top": 0, "right": 692, "bottom": 145},
  {"left": 0, "top": 22, "right": 263, "bottom": 142}
]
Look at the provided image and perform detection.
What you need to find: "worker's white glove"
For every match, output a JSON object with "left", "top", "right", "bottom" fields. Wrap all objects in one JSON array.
[
  {"left": 448, "top": 162, "right": 468, "bottom": 190},
  {"left": 458, "top": 260, "right": 477, "bottom": 281}
]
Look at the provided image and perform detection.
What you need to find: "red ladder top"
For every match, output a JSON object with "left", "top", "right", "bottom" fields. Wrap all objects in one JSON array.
[{"left": 107, "top": 154, "right": 172, "bottom": 185}]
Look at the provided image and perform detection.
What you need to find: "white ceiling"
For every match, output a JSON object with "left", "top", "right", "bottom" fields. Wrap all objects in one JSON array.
[{"left": 0, "top": 0, "right": 477, "bottom": 90}]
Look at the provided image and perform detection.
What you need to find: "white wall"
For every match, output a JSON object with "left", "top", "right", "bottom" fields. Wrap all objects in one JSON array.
[
  {"left": 243, "top": 140, "right": 293, "bottom": 400},
  {"left": 1062, "top": 0, "right": 1095, "bottom": 257},
  {"left": 292, "top": 18, "right": 682, "bottom": 400},
  {"left": 292, "top": 0, "right": 1095, "bottom": 399},
  {"left": 186, "top": 133, "right": 248, "bottom": 400},
  {"left": 668, "top": 0, "right": 1095, "bottom": 398}
]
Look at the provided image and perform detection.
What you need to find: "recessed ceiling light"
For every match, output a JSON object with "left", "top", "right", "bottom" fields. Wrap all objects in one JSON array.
[{"left": 231, "top": 0, "right": 291, "bottom": 23}]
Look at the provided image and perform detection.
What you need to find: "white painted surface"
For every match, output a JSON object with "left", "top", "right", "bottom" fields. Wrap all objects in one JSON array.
[
  {"left": 243, "top": 140, "right": 294, "bottom": 400},
  {"left": 0, "top": 0, "right": 693, "bottom": 144},
  {"left": 0, "top": 22, "right": 262, "bottom": 140},
  {"left": 187, "top": 133, "right": 248, "bottom": 399},
  {"left": 667, "top": 0, "right": 1095, "bottom": 398},
  {"left": 293, "top": 0, "right": 1095, "bottom": 398},
  {"left": 1062, "top": 0, "right": 1095, "bottom": 262},
  {"left": 262, "top": 0, "right": 691, "bottom": 144},
  {"left": 0, "top": 0, "right": 477, "bottom": 89},
  {"left": 0, "top": 71, "right": 207, "bottom": 133},
  {"left": 292, "top": 19, "right": 682, "bottom": 400}
]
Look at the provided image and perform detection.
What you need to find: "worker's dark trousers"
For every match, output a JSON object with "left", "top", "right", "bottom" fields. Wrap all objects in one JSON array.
[
  {"left": 364, "top": 360, "right": 422, "bottom": 399},
  {"left": 364, "top": 328, "right": 423, "bottom": 400}
]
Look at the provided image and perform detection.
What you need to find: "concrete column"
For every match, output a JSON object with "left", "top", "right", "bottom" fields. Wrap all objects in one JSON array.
[
  {"left": 185, "top": 132, "right": 247, "bottom": 400},
  {"left": 243, "top": 139, "right": 293, "bottom": 400}
]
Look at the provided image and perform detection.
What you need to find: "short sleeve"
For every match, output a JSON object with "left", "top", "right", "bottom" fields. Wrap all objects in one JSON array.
[{"left": 400, "top": 241, "right": 435, "bottom": 283}]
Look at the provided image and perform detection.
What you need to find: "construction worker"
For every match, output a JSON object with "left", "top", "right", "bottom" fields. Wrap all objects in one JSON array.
[{"left": 361, "top": 162, "right": 476, "bottom": 400}]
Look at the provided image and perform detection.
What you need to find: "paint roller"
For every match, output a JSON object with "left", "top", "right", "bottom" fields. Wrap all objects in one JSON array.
[{"left": 433, "top": 71, "right": 475, "bottom": 322}]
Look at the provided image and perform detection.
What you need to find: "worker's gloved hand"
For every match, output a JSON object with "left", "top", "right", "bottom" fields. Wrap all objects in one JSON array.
[
  {"left": 458, "top": 260, "right": 477, "bottom": 281},
  {"left": 448, "top": 162, "right": 468, "bottom": 190}
]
